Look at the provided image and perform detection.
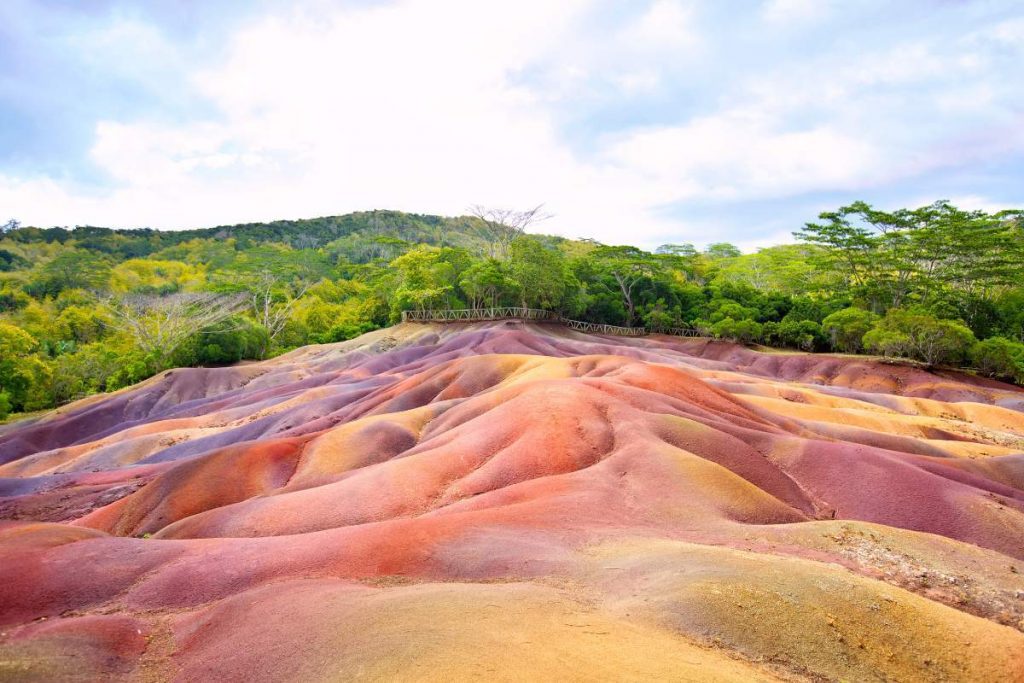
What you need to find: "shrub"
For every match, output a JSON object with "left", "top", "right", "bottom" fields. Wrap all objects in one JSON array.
[
  {"left": 862, "top": 327, "right": 911, "bottom": 358},
  {"left": 50, "top": 343, "right": 124, "bottom": 405},
  {"left": 106, "top": 352, "right": 154, "bottom": 391},
  {"left": 777, "top": 319, "right": 824, "bottom": 351},
  {"left": 642, "top": 299, "right": 679, "bottom": 331},
  {"left": 821, "top": 307, "right": 879, "bottom": 352},
  {"left": 712, "top": 317, "right": 763, "bottom": 343},
  {"left": 708, "top": 300, "right": 759, "bottom": 323},
  {"left": 863, "top": 310, "right": 976, "bottom": 366},
  {"left": 0, "top": 321, "right": 52, "bottom": 412},
  {"left": 316, "top": 321, "right": 379, "bottom": 343},
  {"left": 970, "top": 337, "right": 1024, "bottom": 382},
  {"left": 172, "top": 316, "right": 269, "bottom": 366}
]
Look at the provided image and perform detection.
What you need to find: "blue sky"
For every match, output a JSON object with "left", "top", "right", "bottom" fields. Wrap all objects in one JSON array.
[{"left": 1, "top": 0, "right": 1022, "bottom": 250}]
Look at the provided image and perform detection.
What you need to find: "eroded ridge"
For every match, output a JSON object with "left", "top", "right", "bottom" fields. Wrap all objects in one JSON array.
[{"left": 1, "top": 322, "right": 1022, "bottom": 681}]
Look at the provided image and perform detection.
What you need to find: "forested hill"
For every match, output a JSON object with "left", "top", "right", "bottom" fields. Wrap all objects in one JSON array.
[
  {"left": 1, "top": 201, "right": 1023, "bottom": 419},
  {"left": 0, "top": 209, "right": 567, "bottom": 261}
]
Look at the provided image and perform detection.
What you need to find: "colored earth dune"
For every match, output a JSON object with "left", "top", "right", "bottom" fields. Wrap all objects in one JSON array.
[{"left": 1, "top": 321, "right": 1023, "bottom": 681}]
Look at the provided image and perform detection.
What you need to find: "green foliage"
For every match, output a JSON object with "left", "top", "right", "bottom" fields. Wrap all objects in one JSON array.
[
  {"left": 863, "top": 310, "right": 976, "bottom": 366},
  {"left": 0, "top": 202, "right": 1020, "bottom": 419},
  {"left": 0, "top": 321, "right": 52, "bottom": 412},
  {"left": 509, "top": 237, "right": 574, "bottom": 311},
  {"left": 459, "top": 259, "right": 518, "bottom": 309},
  {"left": 172, "top": 316, "right": 269, "bottom": 367},
  {"left": 642, "top": 299, "right": 680, "bottom": 331},
  {"left": 796, "top": 201, "right": 1024, "bottom": 317},
  {"left": 970, "top": 337, "right": 1024, "bottom": 382},
  {"left": 389, "top": 246, "right": 465, "bottom": 318},
  {"left": 708, "top": 300, "right": 759, "bottom": 324},
  {"left": 711, "top": 317, "right": 763, "bottom": 343},
  {"left": 50, "top": 343, "right": 127, "bottom": 405},
  {"left": 716, "top": 244, "right": 832, "bottom": 295},
  {"left": 106, "top": 352, "right": 154, "bottom": 392},
  {"left": 27, "top": 250, "right": 112, "bottom": 297},
  {"left": 317, "top": 321, "right": 380, "bottom": 343},
  {"left": 776, "top": 319, "right": 824, "bottom": 351},
  {"left": 821, "top": 307, "right": 879, "bottom": 353},
  {"left": 705, "top": 243, "right": 742, "bottom": 260},
  {"left": 0, "top": 248, "right": 29, "bottom": 272},
  {"left": 994, "top": 289, "right": 1024, "bottom": 343},
  {"left": 589, "top": 245, "right": 659, "bottom": 325}
]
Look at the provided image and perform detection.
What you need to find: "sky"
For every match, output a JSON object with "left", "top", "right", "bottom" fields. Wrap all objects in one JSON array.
[{"left": 1, "top": 0, "right": 1022, "bottom": 251}]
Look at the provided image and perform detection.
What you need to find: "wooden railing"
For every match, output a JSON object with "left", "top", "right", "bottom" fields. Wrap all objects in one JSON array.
[
  {"left": 649, "top": 326, "right": 703, "bottom": 338},
  {"left": 401, "top": 307, "right": 558, "bottom": 323},
  {"left": 562, "top": 318, "right": 647, "bottom": 336},
  {"left": 400, "top": 307, "right": 703, "bottom": 338}
]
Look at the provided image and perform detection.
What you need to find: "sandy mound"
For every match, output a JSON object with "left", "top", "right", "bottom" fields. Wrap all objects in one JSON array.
[{"left": 1, "top": 321, "right": 1022, "bottom": 681}]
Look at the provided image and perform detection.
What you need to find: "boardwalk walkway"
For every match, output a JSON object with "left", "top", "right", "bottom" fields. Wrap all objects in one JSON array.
[{"left": 400, "top": 307, "right": 701, "bottom": 338}]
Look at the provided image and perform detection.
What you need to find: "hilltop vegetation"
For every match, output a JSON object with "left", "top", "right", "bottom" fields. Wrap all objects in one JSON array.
[{"left": 1, "top": 201, "right": 1022, "bottom": 418}]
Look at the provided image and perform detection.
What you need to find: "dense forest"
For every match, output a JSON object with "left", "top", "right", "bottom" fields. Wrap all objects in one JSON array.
[{"left": 1, "top": 201, "right": 1023, "bottom": 419}]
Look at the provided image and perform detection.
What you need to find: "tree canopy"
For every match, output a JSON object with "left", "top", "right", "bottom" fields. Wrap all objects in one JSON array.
[{"left": 1, "top": 200, "right": 1022, "bottom": 419}]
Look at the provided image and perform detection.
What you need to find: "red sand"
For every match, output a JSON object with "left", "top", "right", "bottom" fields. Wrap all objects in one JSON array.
[{"left": 1, "top": 321, "right": 1022, "bottom": 681}]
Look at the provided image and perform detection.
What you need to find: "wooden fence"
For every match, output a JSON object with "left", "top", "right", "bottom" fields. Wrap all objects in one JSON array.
[
  {"left": 401, "top": 307, "right": 558, "bottom": 323},
  {"left": 561, "top": 318, "right": 647, "bottom": 337},
  {"left": 649, "top": 326, "right": 703, "bottom": 338},
  {"left": 400, "top": 308, "right": 702, "bottom": 338}
]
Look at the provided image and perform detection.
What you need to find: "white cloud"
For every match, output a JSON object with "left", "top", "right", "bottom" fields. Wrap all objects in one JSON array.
[
  {"left": 760, "top": 0, "right": 829, "bottom": 26},
  {"left": 988, "top": 17, "right": 1024, "bottom": 44},
  {"left": 0, "top": 0, "right": 876, "bottom": 243},
  {"left": 603, "top": 110, "right": 881, "bottom": 200},
  {"left": 611, "top": 69, "right": 661, "bottom": 94},
  {"left": 936, "top": 195, "right": 1018, "bottom": 214},
  {"left": 2, "top": 0, "right": 1022, "bottom": 249},
  {"left": 621, "top": 0, "right": 698, "bottom": 49},
  {"left": 2, "top": 0, "right": 691, "bottom": 245}
]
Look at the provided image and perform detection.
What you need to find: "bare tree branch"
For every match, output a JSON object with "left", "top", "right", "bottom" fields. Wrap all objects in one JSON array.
[
  {"left": 467, "top": 204, "right": 552, "bottom": 259},
  {"left": 103, "top": 292, "right": 247, "bottom": 364},
  {"left": 248, "top": 274, "right": 311, "bottom": 358}
]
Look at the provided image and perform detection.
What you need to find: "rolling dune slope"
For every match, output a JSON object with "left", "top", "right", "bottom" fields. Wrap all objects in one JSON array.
[{"left": 1, "top": 321, "right": 1023, "bottom": 681}]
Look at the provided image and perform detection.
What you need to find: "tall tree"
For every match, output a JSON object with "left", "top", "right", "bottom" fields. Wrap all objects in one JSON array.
[
  {"left": 467, "top": 205, "right": 550, "bottom": 260},
  {"left": 103, "top": 292, "right": 247, "bottom": 366},
  {"left": 459, "top": 259, "right": 517, "bottom": 309},
  {"left": 31, "top": 250, "right": 112, "bottom": 297},
  {"left": 389, "top": 246, "right": 463, "bottom": 314},
  {"left": 592, "top": 245, "right": 657, "bottom": 325},
  {"left": 508, "top": 236, "right": 571, "bottom": 311}
]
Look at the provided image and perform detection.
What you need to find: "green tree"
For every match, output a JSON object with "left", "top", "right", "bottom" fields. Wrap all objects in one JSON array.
[
  {"left": 389, "top": 246, "right": 463, "bottom": 316},
  {"left": 29, "top": 249, "right": 112, "bottom": 297},
  {"left": 970, "top": 337, "right": 1024, "bottom": 382},
  {"left": 103, "top": 292, "right": 248, "bottom": 368},
  {"left": 777, "top": 319, "right": 823, "bottom": 351},
  {"left": 49, "top": 343, "right": 125, "bottom": 405},
  {"left": 459, "top": 259, "right": 518, "bottom": 308},
  {"left": 994, "top": 289, "right": 1024, "bottom": 343},
  {"left": 704, "top": 243, "right": 741, "bottom": 260},
  {"left": 509, "top": 237, "right": 572, "bottom": 311},
  {"left": 715, "top": 244, "right": 831, "bottom": 296},
  {"left": 0, "top": 321, "right": 51, "bottom": 412},
  {"left": 863, "top": 310, "right": 976, "bottom": 366},
  {"left": 591, "top": 245, "right": 658, "bottom": 325},
  {"left": 711, "top": 317, "right": 762, "bottom": 343},
  {"left": 821, "top": 307, "right": 879, "bottom": 353},
  {"left": 655, "top": 243, "right": 697, "bottom": 258},
  {"left": 708, "top": 300, "right": 759, "bottom": 323}
]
